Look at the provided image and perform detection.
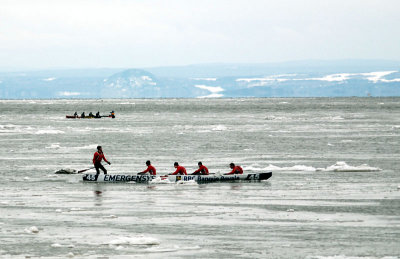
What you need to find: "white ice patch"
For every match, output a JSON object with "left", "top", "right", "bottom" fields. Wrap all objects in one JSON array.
[
  {"left": 141, "top": 76, "right": 153, "bottom": 81},
  {"left": 195, "top": 85, "right": 224, "bottom": 98},
  {"left": 196, "top": 84, "right": 224, "bottom": 92},
  {"left": 46, "top": 143, "right": 61, "bottom": 149},
  {"left": 212, "top": 125, "right": 227, "bottom": 131},
  {"left": 58, "top": 91, "right": 81, "bottom": 96},
  {"left": 197, "top": 93, "right": 224, "bottom": 98},
  {"left": 236, "top": 74, "right": 297, "bottom": 84},
  {"left": 35, "top": 129, "right": 64, "bottom": 134},
  {"left": 361, "top": 71, "right": 397, "bottom": 83},
  {"left": 25, "top": 226, "right": 39, "bottom": 233},
  {"left": 108, "top": 236, "right": 160, "bottom": 246},
  {"left": 236, "top": 71, "right": 399, "bottom": 84},
  {"left": 43, "top": 77, "right": 56, "bottom": 81},
  {"left": 306, "top": 73, "right": 354, "bottom": 82}
]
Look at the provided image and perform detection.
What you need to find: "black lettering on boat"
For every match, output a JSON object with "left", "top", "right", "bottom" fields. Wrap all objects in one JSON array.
[
  {"left": 109, "top": 175, "right": 115, "bottom": 181},
  {"left": 120, "top": 175, "right": 126, "bottom": 181}
]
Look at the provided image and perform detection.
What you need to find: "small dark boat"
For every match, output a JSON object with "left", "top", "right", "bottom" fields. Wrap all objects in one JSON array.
[{"left": 66, "top": 111, "right": 115, "bottom": 119}]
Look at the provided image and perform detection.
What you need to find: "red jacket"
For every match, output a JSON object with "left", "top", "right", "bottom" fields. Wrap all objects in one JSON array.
[
  {"left": 141, "top": 165, "right": 156, "bottom": 175},
  {"left": 171, "top": 166, "right": 187, "bottom": 175},
  {"left": 226, "top": 165, "right": 243, "bottom": 175},
  {"left": 193, "top": 165, "right": 209, "bottom": 175},
  {"left": 93, "top": 152, "right": 109, "bottom": 164}
]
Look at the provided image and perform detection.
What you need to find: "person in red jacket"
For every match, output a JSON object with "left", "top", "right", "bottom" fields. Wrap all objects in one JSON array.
[
  {"left": 138, "top": 160, "right": 156, "bottom": 175},
  {"left": 93, "top": 146, "right": 111, "bottom": 175},
  {"left": 170, "top": 162, "right": 187, "bottom": 175},
  {"left": 191, "top": 161, "right": 209, "bottom": 175},
  {"left": 224, "top": 163, "right": 243, "bottom": 175}
]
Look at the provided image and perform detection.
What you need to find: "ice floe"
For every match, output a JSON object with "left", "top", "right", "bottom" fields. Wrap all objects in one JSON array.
[
  {"left": 25, "top": 226, "right": 39, "bottom": 233},
  {"left": 108, "top": 236, "right": 160, "bottom": 246}
]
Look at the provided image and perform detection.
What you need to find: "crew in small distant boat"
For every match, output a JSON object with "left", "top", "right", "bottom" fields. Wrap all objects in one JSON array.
[
  {"left": 81, "top": 112, "right": 85, "bottom": 118},
  {"left": 110, "top": 110, "right": 115, "bottom": 118},
  {"left": 95, "top": 111, "right": 100, "bottom": 118},
  {"left": 169, "top": 162, "right": 187, "bottom": 175},
  {"left": 224, "top": 163, "right": 243, "bottom": 175},
  {"left": 93, "top": 146, "right": 111, "bottom": 176},
  {"left": 138, "top": 160, "right": 156, "bottom": 175},
  {"left": 74, "top": 111, "right": 78, "bottom": 117},
  {"left": 89, "top": 112, "right": 94, "bottom": 117},
  {"left": 191, "top": 161, "right": 209, "bottom": 175}
]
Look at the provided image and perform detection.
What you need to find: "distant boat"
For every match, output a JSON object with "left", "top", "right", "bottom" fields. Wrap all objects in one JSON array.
[{"left": 66, "top": 111, "right": 115, "bottom": 119}]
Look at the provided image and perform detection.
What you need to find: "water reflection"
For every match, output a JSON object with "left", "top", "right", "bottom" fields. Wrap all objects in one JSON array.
[
  {"left": 231, "top": 184, "right": 242, "bottom": 190},
  {"left": 93, "top": 184, "right": 104, "bottom": 206}
]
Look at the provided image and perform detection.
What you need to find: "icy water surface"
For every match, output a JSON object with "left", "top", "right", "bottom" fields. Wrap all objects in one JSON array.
[{"left": 0, "top": 98, "right": 399, "bottom": 258}]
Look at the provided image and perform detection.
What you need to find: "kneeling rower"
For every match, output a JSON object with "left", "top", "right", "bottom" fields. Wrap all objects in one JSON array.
[{"left": 224, "top": 163, "right": 243, "bottom": 175}]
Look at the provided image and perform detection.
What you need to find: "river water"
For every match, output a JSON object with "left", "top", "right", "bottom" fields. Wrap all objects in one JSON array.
[{"left": 0, "top": 98, "right": 399, "bottom": 258}]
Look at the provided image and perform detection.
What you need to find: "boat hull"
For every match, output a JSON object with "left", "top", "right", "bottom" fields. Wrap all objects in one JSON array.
[
  {"left": 82, "top": 172, "right": 272, "bottom": 183},
  {"left": 66, "top": 115, "right": 114, "bottom": 119}
]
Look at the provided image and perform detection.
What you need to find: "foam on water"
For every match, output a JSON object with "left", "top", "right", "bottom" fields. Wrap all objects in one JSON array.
[
  {"left": 319, "top": 161, "right": 381, "bottom": 172},
  {"left": 245, "top": 161, "right": 381, "bottom": 172},
  {"left": 150, "top": 176, "right": 173, "bottom": 184}
]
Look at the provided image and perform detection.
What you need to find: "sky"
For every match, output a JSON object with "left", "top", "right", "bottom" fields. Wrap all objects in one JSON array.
[{"left": 0, "top": 0, "right": 399, "bottom": 70}]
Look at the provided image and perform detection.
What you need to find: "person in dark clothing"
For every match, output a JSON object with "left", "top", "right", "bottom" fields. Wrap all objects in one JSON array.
[{"left": 93, "top": 146, "right": 111, "bottom": 175}]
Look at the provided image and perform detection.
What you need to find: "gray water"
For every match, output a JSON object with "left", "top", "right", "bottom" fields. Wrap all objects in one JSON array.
[{"left": 0, "top": 98, "right": 399, "bottom": 259}]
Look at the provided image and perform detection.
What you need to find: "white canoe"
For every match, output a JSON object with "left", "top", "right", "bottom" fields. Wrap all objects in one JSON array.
[{"left": 82, "top": 172, "right": 272, "bottom": 183}]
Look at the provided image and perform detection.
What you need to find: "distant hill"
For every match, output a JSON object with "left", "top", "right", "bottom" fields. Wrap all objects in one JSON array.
[{"left": 0, "top": 60, "right": 399, "bottom": 98}]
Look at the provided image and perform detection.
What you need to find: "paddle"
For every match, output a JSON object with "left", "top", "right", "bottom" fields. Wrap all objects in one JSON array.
[
  {"left": 79, "top": 162, "right": 112, "bottom": 174},
  {"left": 77, "top": 167, "right": 95, "bottom": 173}
]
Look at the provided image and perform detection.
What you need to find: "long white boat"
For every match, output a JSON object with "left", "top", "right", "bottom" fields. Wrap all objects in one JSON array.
[{"left": 82, "top": 172, "right": 272, "bottom": 183}]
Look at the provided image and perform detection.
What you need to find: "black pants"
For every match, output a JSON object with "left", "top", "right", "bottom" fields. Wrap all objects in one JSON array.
[{"left": 95, "top": 162, "right": 107, "bottom": 175}]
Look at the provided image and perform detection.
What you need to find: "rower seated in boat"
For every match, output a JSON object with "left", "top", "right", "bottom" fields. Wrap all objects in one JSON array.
[
  {"left": 95, "top": 111, "right": 100, "bottom": 118},
  {"left": 81, "top": 112, "right": 85, "bottom": 118},
  {"left": 191, "top": 161, "right": 209, "bottom": 175},
  {"left": 169, "top": 162, "right": 187, "bottom": 175},
  {"left": 138, "top": 160, "right": 156, "bottom": 175},
  {"left": 224, "top": 163, "right": 243, "bottom": 175}
]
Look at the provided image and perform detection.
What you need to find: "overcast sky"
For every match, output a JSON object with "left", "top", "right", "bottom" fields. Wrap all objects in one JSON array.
[{"left": 1, "top": 0, "right": 399, "bottom": 69}]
